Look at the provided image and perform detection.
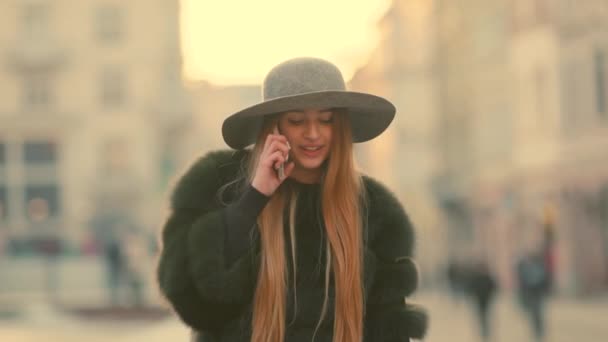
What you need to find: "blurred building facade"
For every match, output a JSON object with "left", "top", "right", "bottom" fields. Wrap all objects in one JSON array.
[
  {"left": 350, "top": 0, "right": 444, "bottom": 285},
  {"left": 353, "top": 0, "right": 608, "bottom": 295},
  {"left": 434, "top": 0, "right": 514, "bottom": 288},
  {"left": 3, "top": 0, "right": 604, "bottom": 297},
  {"left": 506, "top": 0, "right": 608, "bottom": 294},
  {"left": 0, "top": 0, "right": 193, "bottom": 254},
  {"left": 469, "top": 0, "right": 608, "bottom": 294},
  {"left": 187, "top": 81, "right": 260, "bottom": 152}
]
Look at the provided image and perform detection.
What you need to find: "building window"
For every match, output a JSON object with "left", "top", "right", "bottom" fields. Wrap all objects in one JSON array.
[
  {"left": 513, "top": 0, "right": 545, "bottom": 27},
  {"left": 23, "top": 75, "right": 53, "bottom": 109},
  {"left": 562, "top": 0, "right": 575, "bottom": 11},
  {"left": 534, "top": 68, "right": 548, "bottom": 125},
  {"left": 595, "top": 49, "right": 606, "bottom": 117},
  {"left": 514, "top": 0, "right": 534, "bottom": 23},
  {"left": 0, "top": 186, "right": 7, "bottom": 221},
  {"left": 0, "top": 142, "right": 5, "bottom": 221},
  {"left": 0, "top": 142, "right": 5, "bottom": 165},
  {"left": 25, "top": 185, "right": 59, "bottom": 219},
  {"left": 100, "top": 138, "right": 130, "bottom": 176},
  {"left": 22, "top": 2, "right": 49, "bottom": 37},
  {"left": 100, "top": 67, "right": 127, "bottom": 109},
  {"left": 23, "top": 141, "right": 56, "bottom": 164},
  {"left": 95, "top": 5, "right": 124, "bottom": 43},
  {"left": 564, "top": 60, "right": 581, "bottom": 130},
  {"left": 600, "top": 187, "right": 608, "bottom": 258}
]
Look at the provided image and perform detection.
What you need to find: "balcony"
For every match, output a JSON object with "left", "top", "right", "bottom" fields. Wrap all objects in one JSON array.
[
  {"left": 148, "top": 67, "right": 194, "bottom": 134},
  {"left": 92, "top": 175, "right": 142, "bottom": 213},
  {"left": 6, "top": 35, "right": 67, "bottom": 73},
  {"left": 0, "top": 110, "right": 82, "bottom": 132}
]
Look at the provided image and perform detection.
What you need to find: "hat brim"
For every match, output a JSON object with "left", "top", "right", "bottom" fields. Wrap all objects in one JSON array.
[{"left": 222, "top": 90, "right": 396, "bottom": 149}]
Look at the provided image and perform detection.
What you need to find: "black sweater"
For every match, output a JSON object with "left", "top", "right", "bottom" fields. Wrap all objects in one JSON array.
[{"left": 156, "top": 150, "right": 427, "bottom": 341}]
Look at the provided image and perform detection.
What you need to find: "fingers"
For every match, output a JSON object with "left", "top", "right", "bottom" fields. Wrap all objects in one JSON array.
[
  {"left": 267, "top": 140, "right": 290, "bottom": 159},
  {"left": 252, "top": 133, "right": 293, "bottom": 195},
  {"left": 258, "top": 133, "right": 292, "bottom": 184},
  {"left": 268, "top": 150, "right": 287, "bottom": 170},
  {"left": 262, "top": 134, "right": 290, "bottom": 167},
  {"left": 263, "top": 133, "right": 288, "bottom": 155}
]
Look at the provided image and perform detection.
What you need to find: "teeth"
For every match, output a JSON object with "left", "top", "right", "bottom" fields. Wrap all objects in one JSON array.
[{"left": 303, "top": 146, "right": 320, "bottom": 151}]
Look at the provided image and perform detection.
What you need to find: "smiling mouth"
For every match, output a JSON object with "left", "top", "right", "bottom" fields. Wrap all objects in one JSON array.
[{"left": 299, "top": 146, "right": 324, "bottom": 157}]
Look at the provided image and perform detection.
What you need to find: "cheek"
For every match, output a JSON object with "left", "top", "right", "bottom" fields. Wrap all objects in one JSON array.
[
  {"left": 279, "top": 127, "right": 297, "bottom": 141},
  {"left": 323, "top": 126, "right": 333, "bottom": 143},
  {"left": 284, "top": 133, "right": 299, "bottom": 146}
]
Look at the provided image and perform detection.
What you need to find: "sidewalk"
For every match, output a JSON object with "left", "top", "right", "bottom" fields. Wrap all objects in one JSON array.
[
  {"left": 0, "top": 255, "right": 161, "bottom": 308},
  {"left": 414, "top": 290, "right": 608, "bottom": 342},
  {"left": 1, "top": 287, "right": 607, "bottom": 341},
  {"left": 0, "top": 301, "right": 189, "bottom": 342}
]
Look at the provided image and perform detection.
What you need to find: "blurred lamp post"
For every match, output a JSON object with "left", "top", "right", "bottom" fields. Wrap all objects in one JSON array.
[{"left": 542, "top": 204, "right": 557, "bottom": 292}]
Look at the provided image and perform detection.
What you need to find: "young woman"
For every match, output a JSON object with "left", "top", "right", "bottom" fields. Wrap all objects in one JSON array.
[{"left": 157, "top": 57, "right": 427, "bottom": 342}]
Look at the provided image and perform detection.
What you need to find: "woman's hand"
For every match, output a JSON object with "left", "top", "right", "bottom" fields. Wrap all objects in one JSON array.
[{"left": 251, "top": 133, "right": 295, "bottom": 196}]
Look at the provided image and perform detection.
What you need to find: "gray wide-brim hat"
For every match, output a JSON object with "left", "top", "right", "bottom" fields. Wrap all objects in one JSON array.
[{"left": 222, "top": 57, "right": 396, "bottom": 150}]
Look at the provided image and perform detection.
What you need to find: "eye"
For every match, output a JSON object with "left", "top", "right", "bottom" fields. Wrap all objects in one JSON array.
[
  {"left": 319, "top": 113, "right": 334, "bottom": 124},
  {"left": 288, "top": 119, "right": 304, "bottom": 125}
]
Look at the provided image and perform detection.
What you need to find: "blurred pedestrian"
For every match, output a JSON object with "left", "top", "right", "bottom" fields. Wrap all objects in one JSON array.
[
  {"left": 541, "top": 206, "right": 557, "bottom": 294},
  {"left": 123, "top": 229, "right": 149, "bottom": 307},
  {"left": 516, "top": 251, "right": 550, "bottom": 342},
  {"left": 156, "top": 57, "right": 428, "bottom": 341},
  {"left": 105, "top": 236, "right": 125, "bottom": 305},
  {"left": 465, "top": 261, "right": 498, "bottom": 342},
  {"left": 446, "top": 260, "right": 466, "bottom": 303}
]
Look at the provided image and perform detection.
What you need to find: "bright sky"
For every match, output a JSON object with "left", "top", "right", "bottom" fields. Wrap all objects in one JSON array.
[{"left": 180, "top": 0, "right": 391, "bottom": 86}]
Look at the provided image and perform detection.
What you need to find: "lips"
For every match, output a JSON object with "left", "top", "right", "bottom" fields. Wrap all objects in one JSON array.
[{"left": 300, "top": 145, "right": 324, "bottom": 157}]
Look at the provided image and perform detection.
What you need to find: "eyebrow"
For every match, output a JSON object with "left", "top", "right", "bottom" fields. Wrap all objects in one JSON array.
[{"left": 288, "top": 109, "right": 333, "bottom": 114}]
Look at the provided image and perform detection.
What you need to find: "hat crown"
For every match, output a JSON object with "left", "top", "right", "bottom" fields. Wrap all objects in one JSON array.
[{"left": 263, "top": 57, "right": 346, "bottom": 101}]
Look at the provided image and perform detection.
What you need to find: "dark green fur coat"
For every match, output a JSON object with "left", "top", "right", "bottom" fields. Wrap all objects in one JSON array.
[{"left": 157, "top": 150, "right": 428, "bottom": 341}]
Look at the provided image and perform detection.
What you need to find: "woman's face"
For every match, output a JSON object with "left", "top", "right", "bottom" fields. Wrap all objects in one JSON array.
[{"left": 278, "top": 108, "right": 334, "bottom": 179}]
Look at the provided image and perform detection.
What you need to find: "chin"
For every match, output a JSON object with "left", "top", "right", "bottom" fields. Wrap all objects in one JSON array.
[
  {"left": 301, "top": 162, "right": 324, "bottom": 170},
  {"left": 296, "top": 157, "right": 327, "bottom": 170}
]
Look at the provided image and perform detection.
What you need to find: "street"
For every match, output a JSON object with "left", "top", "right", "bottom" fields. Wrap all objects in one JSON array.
[
  {"left": 1, "top": 290, "right": 607, "bottom": 341},
  {"left": 417, "top": 291, "right": 607, "bottom": 342}
]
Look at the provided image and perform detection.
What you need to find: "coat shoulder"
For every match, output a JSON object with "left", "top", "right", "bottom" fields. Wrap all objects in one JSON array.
[
  {"left": 361, "top": 175, "right": 406, "bottom": 219},
  {"left": 361, "top": 175, "right": 395, "bottom": 200},
  {"left": 361, "top": 175, "right": 416, "bottom": 258},
  {"left": 169, "top": 149, "right": 249, "bottom": 209}
]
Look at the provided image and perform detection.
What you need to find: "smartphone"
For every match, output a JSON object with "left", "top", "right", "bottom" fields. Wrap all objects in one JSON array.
[{"left": 273, "top": 124, "right": 286, "bottom": 179}]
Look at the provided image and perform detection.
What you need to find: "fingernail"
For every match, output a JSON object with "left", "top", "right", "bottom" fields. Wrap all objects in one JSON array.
[{"left": 287, "top": 141, "right": 291, "bottom": 149}]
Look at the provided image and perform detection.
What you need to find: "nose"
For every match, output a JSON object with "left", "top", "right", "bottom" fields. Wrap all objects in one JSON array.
[{"left": 304, "top": 122, "right": 320, "bottom": 140}]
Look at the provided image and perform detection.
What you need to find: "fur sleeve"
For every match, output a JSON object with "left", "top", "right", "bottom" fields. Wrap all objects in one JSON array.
[
  {"left": 157, "top": 150, "right": 259, "bottom": 331},
  {"left": 362, "top": 176, "right": 428, "bottom": 340}
]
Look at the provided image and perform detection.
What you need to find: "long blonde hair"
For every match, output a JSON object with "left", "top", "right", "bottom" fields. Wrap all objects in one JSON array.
[{"left": 247, "top": 110, "right": 365, "bottom": 342}]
